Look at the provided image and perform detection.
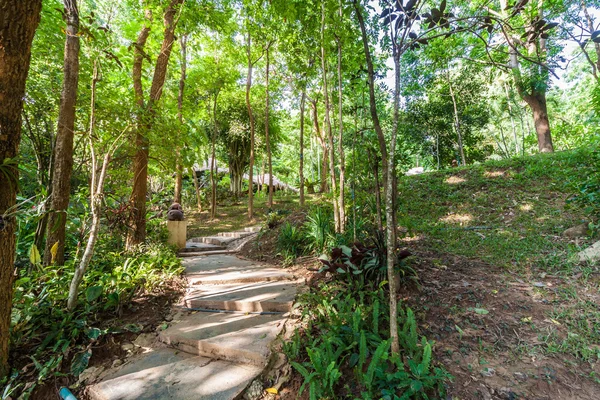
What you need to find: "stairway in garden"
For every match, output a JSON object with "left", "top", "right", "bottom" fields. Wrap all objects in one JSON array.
[{"left": 88, "top": 227, "right": 302, "bottom": 400}]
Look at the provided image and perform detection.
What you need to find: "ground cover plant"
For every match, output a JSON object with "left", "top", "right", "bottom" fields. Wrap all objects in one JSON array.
[{"left": 285, "top": 279, "right": 451, "bottom": 400}]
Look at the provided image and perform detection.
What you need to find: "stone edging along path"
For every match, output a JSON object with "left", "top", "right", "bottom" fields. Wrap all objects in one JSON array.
[{"left": 87, "top": 227, "right": 302, "bottom": 400}]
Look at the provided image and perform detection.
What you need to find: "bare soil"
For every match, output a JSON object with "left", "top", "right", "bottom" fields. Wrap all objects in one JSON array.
[
  {"left": 241, "top": 228, "right": 600, "bottom": 399},
  {"left": 403, "top": 239, "right": 599, "bottom": 400}
]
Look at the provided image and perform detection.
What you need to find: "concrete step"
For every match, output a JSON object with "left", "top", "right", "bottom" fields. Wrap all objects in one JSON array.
[
  {"left": 185, "top": 280, "right": 301, "bottom": 313},
  {"left": 217, "top": 231, "right": 253, "bottom": 238},
  {"left": 179, "top": 249, "right": 238, "bottom": 258},
  {"left": 188, "top": 236, "right": 238, "bottom": 246},
  {"left": 87, "top": 348, "right": 261, "bottom": 400},
  {"left": 183, "top": 255, "right": 295, "bottom": 285},
  {"left": 244, "top": 226, "right": 261, "bottom": 233},
  {"left": 158, "top": 312, "right": 287, "bottom": 366},
  {"left": 180, "top": 243, "right": 227, "bottom": 253}
]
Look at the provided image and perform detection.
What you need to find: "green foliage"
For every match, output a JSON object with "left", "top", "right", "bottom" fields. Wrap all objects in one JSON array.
[
  {"left": 304, "top": 207, "right": 334, "bottom": 254},
  {"left": 567, "top": 145, "right": 600, "bottom": 231},
  {"left": 317, "top": 233, "right": 417, "bottom": 286},
  {"left": 8, "top": 240, "right": 183, "bottom": 397},
  {"left": 284, "top": 280, "right": 451, "bottom": 399},
  {"left": 277, "top": 222, "right": 305, "bottom": 262}
]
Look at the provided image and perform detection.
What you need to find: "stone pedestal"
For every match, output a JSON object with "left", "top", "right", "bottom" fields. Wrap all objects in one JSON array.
[{"left": 167, "top": 220, "right": 187, "bottom": 249}]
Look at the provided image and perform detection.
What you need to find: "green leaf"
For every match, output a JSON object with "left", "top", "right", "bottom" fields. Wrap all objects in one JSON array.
[
  {"left": 71, "top": 350, "right": 92, "bottom": 376},
  {"left": 87, "top": 327, "right": 102, "bottom": 340},
  {"left": 86, "top": 285, "right": 103, "bottom": 302},
  {"left": 467, "top": 307, "right": 489, "bottom": 315}
]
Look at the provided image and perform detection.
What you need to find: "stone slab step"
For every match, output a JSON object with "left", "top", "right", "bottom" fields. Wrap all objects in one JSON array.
[
  {"left": 244, "top": 226, "right": 261, "bottom": 233},
  {"left": 183, "top": 255, "right": 295, "bottom": 285},
  {"left": 217, "top": 231, "right": 254, "bottom": 238},
  {"left": 87, "top": 348, "right": 261, "bottom": 400},
  {"left": 179, "top": 243, "right": 227, "bottom": 253},
  {"left": 179, "top": 249, "right": 238, "bottom": 258},
  {"left": 191, "top": 236, "right": 237, "bottom": 246},
  {"left": 158, "top": 312, "right": 286, "bottom": 366},
  {"left": 185, "top": 280, "right": 301, "bottom": 312}
]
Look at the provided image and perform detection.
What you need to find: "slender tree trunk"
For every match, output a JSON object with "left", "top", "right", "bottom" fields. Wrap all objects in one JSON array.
[
  {"left": 210, "top": 90, "right": 220, "bottom": 219},
  {"left": 448, "top": 77, "right": 466, "bottom": 165},
  {"left": 126, "top": 0, "right": 183, "bottom": 249},
  {"left": 311, "top": 100, "right": 329, "bottom": 193},
  {"left": 388, "top": 40, "right": 403, "bottom": 356},
  {"left": 504, "top": 83, "right": 519, "bottom": 156},
  {"left": 0, "top": 0, "right": 42, "bottom": 378},
  {"left": 174, "top": 35, "right": 188, "bottom": 204},
  {"left": 321, "top": 1, "right": 340, "bottom": 232},
  {"left": 44, "top": 0, "right": 80, "bottom": 266},
  {"left": 372, "top": 149, "right": 383, "bottom": 231},
  {"left": 68, "top": 62, "right": 119, "bottom": 310},
  {"left": 265, "top": 44, "right": 274, "bottom": 208},
  {"left": 354, "top": 0, "right": 388, "bottom": 188},
  {"left": 246, "top": 32, "right": 256, "bottom": 220},
  {"left": 191, "top": 167, "right": 202, "bottom": 211},
  {"left": 299, "top": 89, "right": 306, "bottom": 207},
  {"left": 336, "top": 14, "right": 346, "bottom": 233}
]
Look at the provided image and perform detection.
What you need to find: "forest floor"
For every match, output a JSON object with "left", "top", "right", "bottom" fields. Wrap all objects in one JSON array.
[
  {"left": 186, "top": 192, "right": 316, "bottom": 239},
  {"left": 242, "top": 150, "right": 600, "bottom": 399}
]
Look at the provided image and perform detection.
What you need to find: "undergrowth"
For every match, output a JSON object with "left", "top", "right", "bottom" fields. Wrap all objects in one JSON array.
[
  {"left": 285, "top": 280, "right": 451, "bottom": 399},
  {"left": 4, "top": 240, "right": 183, "bottom": 399}
]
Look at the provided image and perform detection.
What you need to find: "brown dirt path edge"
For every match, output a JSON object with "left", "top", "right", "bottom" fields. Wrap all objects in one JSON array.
[{"left": 403, "top": 240, "right": 599, "bottom": 400}]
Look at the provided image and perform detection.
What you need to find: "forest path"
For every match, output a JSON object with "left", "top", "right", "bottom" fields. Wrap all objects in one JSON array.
[{"left": 87, "top": 227, "right": 301, "bottom": 400}]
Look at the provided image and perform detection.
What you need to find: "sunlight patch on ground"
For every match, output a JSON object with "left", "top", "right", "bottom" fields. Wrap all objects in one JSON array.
[
  {"left": 400, "top": 235, "right": 423, "bottom": 242},
  {"left": 520, "top": 203, "right": 533, "bottom": 212},
  {"left": 445, "top": 176, "right": 466, "bottom": 184},
  {"left": 484, "top": 170, "right": 506, "bottom": 178},
  {"left": 440, "top": 213, "right": 473, "bottom": 224}
]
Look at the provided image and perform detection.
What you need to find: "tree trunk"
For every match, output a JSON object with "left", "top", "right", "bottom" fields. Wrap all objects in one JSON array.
[
  {"left": 354, "top": 0, "right": 388, "bottom": 187},
  {"left": 336, "top": 10, "right": 346, "bottom": 233},
  {"left": 0, "top": 0, "right": 43, "bottom": 378},
  {"left": 210, "top": 91, "right": 220, "bottom": 219},
  {"left": 523, "top": 93, "right": 553, "bottom": 153},
  {"left": 448, "top": 77, "right": 466, "bottom": 165},
  {"left": 246, "top": 32, "right": 256, "bottom": 220},
  {"left": 68, "top": 63, "right": 117, "bottom": 309},
  {"left": 174, "top": 35, "right": 187, "bottom": 204},
  {"left": 44, "top": 0, "right": 80, "bottom": 266},
  {"left": 321, "top": 1, "right": 340, "bottom": 232},
  {"left": 191, "top": 167, "right": 202, "bottom": 211},
  {"left": 299, "top": 89, "right": 306, "bottom": 206},
  {"left": 310, "top": 99, "right": 328, "bottom": 193},
  {"left": 265, "top": 44, "right": 274, "bottom": 208},
  {"left": 126, "top": 0, "right": 183, "bottom": 249},
  {"left": 500, "top": 0, "right": 554, "bottom": 154},
  {"left": 504, "top": 83, "right": 519, "bottom": 156}
]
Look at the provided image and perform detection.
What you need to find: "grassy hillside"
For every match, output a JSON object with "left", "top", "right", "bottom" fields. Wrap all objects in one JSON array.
[
  {"left": 399, "top": 148, "right": 597, "bottom": 274},
  {"left": 395, "top": 147, "right": 600, "bottom": 398}
]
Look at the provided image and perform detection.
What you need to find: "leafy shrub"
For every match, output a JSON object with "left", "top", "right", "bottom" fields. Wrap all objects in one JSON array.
[
  {"left": 317, "top": 235, "right": 416, "bottom": 286},
  {"left": 277, "top": 222, "right": 305, "bottom": 262},
  {"left": 567, "top": 146, "right": 600, "bottom": 233},
  {"left": 7, "top": 241, "right": 183, "bottom": 398},
  {"left": 284, "top": 280, "right": 451, "bottom": 399},
  {"left": 304, "top": 207, "right": 334, "bottom": 254}
]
